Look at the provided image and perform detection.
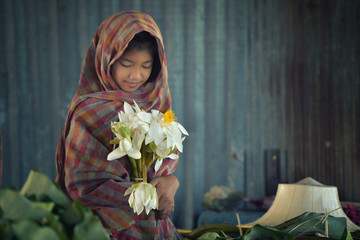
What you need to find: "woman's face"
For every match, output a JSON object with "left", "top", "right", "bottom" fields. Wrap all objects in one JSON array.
[{"left": 111, "top": 49, "right": 154, "bottom": 93}]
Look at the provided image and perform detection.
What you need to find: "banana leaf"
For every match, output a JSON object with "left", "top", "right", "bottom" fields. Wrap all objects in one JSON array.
[
  {"left": 210, "top": 212, "right": 356, "bottom": 240},
  {"left": 275, "top": 212, "right": 349, "bottom": 240},
  {"left": 214, "top": 224, "right": 296, "bottom": 240},
  {"left": 241, "top": 224, "right": 296, "bottom": 240}
]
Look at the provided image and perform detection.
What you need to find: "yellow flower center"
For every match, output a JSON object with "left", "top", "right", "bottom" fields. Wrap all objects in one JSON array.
[{"left": 163, "top": 110, "right": 177, "bottom": 123}]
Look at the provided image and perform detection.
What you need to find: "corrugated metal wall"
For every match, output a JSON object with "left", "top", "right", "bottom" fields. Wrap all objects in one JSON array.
[{"left": 0, "top": 0, "right": 359, "bottom": 229}]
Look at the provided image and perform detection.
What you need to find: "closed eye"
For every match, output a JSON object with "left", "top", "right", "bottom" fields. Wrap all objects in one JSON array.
[
  {"left": 120, "top": 62, "right": 132, "bottom": 68},
  {"left": 143, "top": 64, "right": 153, "bottom": 69}
]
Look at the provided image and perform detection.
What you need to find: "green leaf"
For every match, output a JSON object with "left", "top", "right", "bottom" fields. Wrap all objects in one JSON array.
[
  {"left": 44, "top": 213, "right": 69, "bottom": 240},
  {"left": 59, "top": 200, "right": 83, "bottom": 226},
  {"left": 71, "top": 200, "right": 109, "bottom": 240},
  {"left": 275, "top": 212, "right": 347, "bottom": 240},
  {"left": 12, "top": 220, "right": 62, "bottom": 240},
  {"left": 345, "top": 229, "right": 353, "bottom": 240},
  {"left": 242, "top": 224, "right": 296, "bottom": 240},
  {"left": 351, "top": 230, "right": 360, "bottom": 239},
  {"left": 0, "top": 188, "right": 49, "bottom": 221},
  {"left": 198, "top": 232, "right": 220, "bottom": 240},
  {"left": 0, "top": 170, "right": 109, "bottom": 240},
  {"left": 20, "top": 170, "right": 71, "bottom": 208},
  {"left": 31, "top": 201, "right": 55, "bottom": 212},
  {"left": 0, "top": 219, "right": 15, "bottom": 240}
]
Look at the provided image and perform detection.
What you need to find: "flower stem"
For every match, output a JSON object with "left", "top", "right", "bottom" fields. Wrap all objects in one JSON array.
[
  {"left": 141, "top": 152, "right": 151, "bottom": 183},
  {"left": 129, "top": 157, "right": 139, "bottom": 180},
  {"left": 142, "top": 164, "right": 147, "bottom": 182},
  {"left": 146, "top": 160, "right": 156, "bottom": 172},
  {"left": 146, "top": 155, "right": 157, "bottom": 172}
]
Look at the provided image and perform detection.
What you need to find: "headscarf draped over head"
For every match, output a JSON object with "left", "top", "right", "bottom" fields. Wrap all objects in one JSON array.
[
  {"left": 55, "top": 11, "right": 180, "bottom": 239},
  {"left": 75, "top": 10, "right": 170, "bottom": 110}
]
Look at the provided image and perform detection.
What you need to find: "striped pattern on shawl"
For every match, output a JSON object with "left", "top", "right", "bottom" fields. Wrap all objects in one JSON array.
[{"left": 55, "top": 11, "right": 181, "bottom": 239}]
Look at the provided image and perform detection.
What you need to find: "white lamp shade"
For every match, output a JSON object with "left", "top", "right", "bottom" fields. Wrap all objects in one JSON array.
[{"left": 246, "top": 177, "right": 360, "bottom": 232}]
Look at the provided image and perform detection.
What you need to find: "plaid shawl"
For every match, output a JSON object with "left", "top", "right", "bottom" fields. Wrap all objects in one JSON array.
[{"left": 55, "top": 11, "right": 181, "bottom": 239}]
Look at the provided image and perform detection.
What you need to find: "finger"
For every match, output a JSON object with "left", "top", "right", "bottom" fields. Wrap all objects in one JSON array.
[{"left": 150, "top": 178, "right": 160, "bottom": 187}]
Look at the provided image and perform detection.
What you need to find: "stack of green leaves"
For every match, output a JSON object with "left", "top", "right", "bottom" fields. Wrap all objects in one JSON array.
[
  {"left": 0, "top": 170, "right": 109, "bottom": 240},
  {"left": 276, "top": 212, "right": 351, "bottom": 239},
  {"left": 188, "top": 212, "right": 360, "bottom": 240}
]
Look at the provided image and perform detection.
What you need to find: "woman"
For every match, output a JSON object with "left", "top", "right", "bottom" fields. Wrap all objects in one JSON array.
[{"left": 56, "top": 11, "right": 182, "bottom": 239}]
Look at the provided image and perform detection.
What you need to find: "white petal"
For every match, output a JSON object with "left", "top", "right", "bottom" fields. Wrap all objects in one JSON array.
[
  {"left": 175, "top": 144, "right": 183, "bottom": 153},
  {"left": 166, "top": 136, "right": 175, "bottom": 150},
  {"left": 134, "top": 188, "right": 144, "bottom": 214},
  {"left": 145, "top": 121, "right": 164, "bottom": 145},
  {"left": 124, "top": 101, "right": 134, "bottom": 115},
  {"left": 154, "top": 135, "right": 165, "bottom": 146},
  {"left": 138, "top": 184, "right": 145, "bottom": 205},
  {"left": 137, "top": 112, "right": 152, "bottom": 123},
  {"left": 151, "top": 109, "right": 161, "bottom": 118},
  {"left": 119, "top": 138, "right": 132, "bottom": 152},
  {"left": 132, "top": 131, "right": 145, "bottom": 150},
  {"left": 157, "top": 140, "right": 168, "bottom": 150},
  {"left": 119, "top": 111, "right": 129, "bottom": 122},
  {"left": 168, "top": 153, "right": 179, "bottom": 159},
  {"left": 176, "top": 137, "right": 186, "bottom": 152},
  {"left": 107, "top": 148, "right": 126, "bottom": 160},
  {"left": 133, "top": 201, "right": 142, "bottom": 215},
  {"left": 154, "top": 159, "right": 164, "bottom": 172},
  {"left": 128, "top": 192, "right": 135, "bottom": 207},
  {"left": 156, "top": 149, "right": 171, "bottom": 158},
  {"left": 150, "top": 186, "right": 159, "bottom": 209},
  {"left": 177, "top": 122, "right": 189, "bottom": 136},
  {"left": 132, "top": 100, "right": 141, "bottom": 112},
  {"left": 143, "top": 185, "right": 151, "bottom": 207},
  {"left": 145, "top": 184, "right": 158, "bottom": 213},
  {"left": 124, "top": 187, "right": 134, "bottom": 196},
  {"left": 114, "top": 132, "right": 123, "bottom": 140},
  {"left": 127, "top": 148, "right": 141, "bottom": 159}
]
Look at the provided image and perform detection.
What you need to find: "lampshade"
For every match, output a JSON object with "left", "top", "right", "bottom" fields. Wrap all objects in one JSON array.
[{"left": 245, "top": 177, "right": 360, "bottom": 232}]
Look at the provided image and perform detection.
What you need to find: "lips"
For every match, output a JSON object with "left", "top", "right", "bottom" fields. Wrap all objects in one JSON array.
[{"left": 125, "top": 81, "right": 140, "bottom": 88}]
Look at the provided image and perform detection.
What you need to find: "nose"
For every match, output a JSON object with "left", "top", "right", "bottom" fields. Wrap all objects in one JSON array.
[{"left": 129, "top": 68, "right": 142, "bottom": 80}]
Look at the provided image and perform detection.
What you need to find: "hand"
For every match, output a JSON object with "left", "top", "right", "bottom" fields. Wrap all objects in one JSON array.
[{"left": 150, "top": 174, "right": 179, "bottom": 219}]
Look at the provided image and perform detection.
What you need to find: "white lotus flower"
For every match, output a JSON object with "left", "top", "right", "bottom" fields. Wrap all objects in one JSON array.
[
  {"left": 145, "top": 119, "right": 166, "bottom": 146},
  {"left": 124, "top": 182, "right": 158, "bottom": 215},
  {"left": 152, "top": 139, "right": 179, "bottom": 172},
  {"left": 107, "top": 137, "right": 141, "bottom": 160},
  {"left": 146, "top": 109, "right": 188, "bottom": 153},
  {"left": 107, "top": 122, "right": 141, "bottom": 160},
  {"left": 120, "top": 102, "right": 150, "bottom": 131},
  {"left": 162, "top": 123, "right": 187, "bottom": 152}
]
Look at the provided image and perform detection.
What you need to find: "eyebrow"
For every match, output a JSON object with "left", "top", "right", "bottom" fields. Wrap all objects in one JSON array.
[{"left": 120, "top": 57, "right": 153, "bottom": 64}]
